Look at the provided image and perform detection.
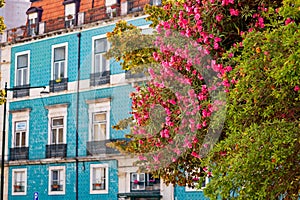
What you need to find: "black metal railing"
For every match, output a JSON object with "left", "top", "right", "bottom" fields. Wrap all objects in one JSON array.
[
  {"left": 12, "top": 85, "right": 30, "bottom": 98},
  {"left": 90, "top": 71, "right": 110, "bottom": 86},
  {"left": 86, "top": 139, "right": 121, "bottom": 156},
  {"left": 9, "top": 147, "right": 29, "bottom": 161},
  {"left": 49, "top": 78, "right": 68, "bottom": 93},
  {"left": 46, "top": 144, "right": 67, "bottom": 158}
]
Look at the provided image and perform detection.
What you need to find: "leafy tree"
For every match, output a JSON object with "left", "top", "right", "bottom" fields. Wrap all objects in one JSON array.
[
  {"left": 0, "top": 0, "right": 6, "bottom": 104},
  {"left": 107, "top": 0, "right": 300, "bottom": 198}
]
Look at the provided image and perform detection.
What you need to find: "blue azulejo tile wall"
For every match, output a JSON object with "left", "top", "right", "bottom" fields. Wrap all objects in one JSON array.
[{"left": 9, "top": 160, "right": 118, "bottom": 200}]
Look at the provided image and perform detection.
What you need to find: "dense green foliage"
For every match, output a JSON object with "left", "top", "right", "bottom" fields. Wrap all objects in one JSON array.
[{"left": 107, "top": 0, "right": 300, "bottom": 199}]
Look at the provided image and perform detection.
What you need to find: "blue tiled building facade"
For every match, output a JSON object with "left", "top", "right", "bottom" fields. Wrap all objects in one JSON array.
[{"left": 2, "top": 0, "right": 209, "bottom": 199}]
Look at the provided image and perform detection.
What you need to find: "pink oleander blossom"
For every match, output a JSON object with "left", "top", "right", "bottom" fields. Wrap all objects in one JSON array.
[
  {"left": 294, "top": 85, "right": 300, "bottom": 92},
  {"left": 229, "top": 8, "right": 239, "bottom": 16}
]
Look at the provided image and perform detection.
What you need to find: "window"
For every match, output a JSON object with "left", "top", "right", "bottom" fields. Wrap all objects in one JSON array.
[
  {"left": 90, "top": 164, "right": 108, "bottom": 194},
  {"left": 49, "top": 166, "right": 65, "bottom": 195},
  {"left": 92, "top": 112, "right": 107, "bottom": 141},
  {"left": 93, "top": 37, "right": 109, "bottom": 74},
  {"left": 51, "top": 117, "right": 64, "bottom": 144},
  {"left": 12, "top": 169, "right": 27, "bottom": 195},
  {"left": 14, "top": 121, "right": 27, "bottom": 147},
  {"left": 15, "top": 51, "right": 30, "bottom": 87},
  {"left": 11, "top": 109, "right": 30, "bottom": 148},
  {"left": 46, "top": 104, "right": 68, "bottom": 145},
  {"left": 53, "top": 46, "right": 66, "bottom": 80},
  {"left": 131, "top": 173, "right": 146, "bottom": 190},
  {"left": 28, "top": 12, "right": 38, "bottom": 36},
  {"left": 88, "top": 100, "right": 110, "bottom": 142},
  {"left": 65, "top": 3, "right": 76, "bottom": 28}
]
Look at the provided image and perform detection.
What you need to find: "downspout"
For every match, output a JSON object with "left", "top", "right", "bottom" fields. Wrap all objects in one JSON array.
[{"left": 75, "top": 32, "right": 81, "bottom": 200}]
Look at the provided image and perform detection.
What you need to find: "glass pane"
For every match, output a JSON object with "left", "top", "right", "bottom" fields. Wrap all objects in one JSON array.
[
  {"left": 93, "top": 124, "right": 100, "bottom": 141},
  {"left": 60, "top": 61, "right": 65, "bottom": 77},
  {"left": 132, "top": 173, "right": 137, "bottom": 181},
  {"left": 15, "top": 121, "right": 26, "bottom": 131},
  {"left": 17, "top": 54, "right": 28, "bottom": 68},
  {"left": 95, "top": 39, "right": 107, "bottom": 53},
  {"left": 54, "top": 47, "right": 65, "bottom": 61},
  {"left": 94, "top": 54, "right": 101, "bottom": 73},
  {"left": 15, "top": 132, "right": 20, "bottom": 146},
  {"left": 99, "top": 124, "right": 106, "bottom": 140},
  {"left": 101, "top": 55, "right": 107, "bottom": 72},
  {"left": 54, "top": 62, "right": 59, "bottom": 80},
  {"left": 52, "top": 129, "right": 57, "bottom": 143},
  {"left": 53, "top": 118, "right": 63, "bottom": 126},
  {"left": 93, "top": 168, "right": 101, "bottom": 183},
  {"left": 52, "top": 170, "right": 58, "bottom": 183},
  {"left": 23, "top": 68, "right": 27, "bottom": 85},
  {"left": 58, "top": 128, "right": 63, "bottom": 143},
  {"left": 94, "top": 113, "right": 106, "bottom": 122},
  {"left": 17, "top": 70, "right": 22, "bottom": 86},
  {"left": 21, "top": 132, "right": 26, "bottom": 146},
  {"left": 139, "top": 174, "right": 145, "bottom": 182}
]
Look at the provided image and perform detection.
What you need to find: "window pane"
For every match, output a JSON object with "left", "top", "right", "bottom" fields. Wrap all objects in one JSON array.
[
  {"left": 94, "top": 113, "right": 106, "bottom": 122},
  {"left": 93, "top": 125, "right": 100, "bottom": 141},
  {"left": 94, "top": 54, "right": 101, "bottom": 73},
  {"left": 17, "top": 55, "right": 28, "bottom": 68},
  {"left": 23, "top": 68, "right": 27, "bottom": 85},
  {"left": 54, "top": 62, "right": 59, "bottom": 80},
  {"left": 139, "top": 174, "right": 145, "bottom": 182},
  {"left": 21, "top": 132, "right": 26, "bottom": 146},
  {"left": 99, "top": 124, "right": 106, "bottom": 140},
  {"left": 54, "top": 47, "right": 65, "bottom": 61},
  {"left": 102, "top": 56, "right": 107, "bottom": 72},
  {"left": 58, "top": 128, "right": 63, "bottom": 143},
  {"left": 15, "top": 132, "right": 20, "bottom": 146},
  {"left": 60, "top": 61, "right": 65, "bottom": 77},
  {"left": 53, "top": 118, "right": 63, "bottom": 126},
  {"left": 17, "top": 70, "right": 22, "bottom": 86},
  {"left": 95, "top": 39, "right": 107, "bottom": 53},
  {"left": 52, "top": 129, "right": 57, "bottom": 143}
]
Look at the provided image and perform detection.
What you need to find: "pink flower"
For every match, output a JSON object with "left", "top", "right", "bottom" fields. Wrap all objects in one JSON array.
[
  {"left": 285, "top": 18, "right": 294, "bottom": 25},
  {"left": 216, "top": 14, "right": 223, "bottom": 22},
  {"left": 191, "top": 151, "right": 201, "bottom": 158},
  {"left": 229, "top": 8, "right": 239, "bottom": 16},
  {"left": 294, "top": 85, "right": 300, "bottom": 92},
  {"left": 134, "top": 179, "right": 139, "bottom": 184}
]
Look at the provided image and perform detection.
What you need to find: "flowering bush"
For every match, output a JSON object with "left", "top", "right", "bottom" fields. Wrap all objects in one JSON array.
[{"left": 107, "top": 0, "right": 300, "bottom": 198}]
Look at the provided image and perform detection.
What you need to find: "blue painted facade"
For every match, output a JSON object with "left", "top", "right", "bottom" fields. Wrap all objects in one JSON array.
[{"left": 6, "top": 14, "right": 208, "bottom": 200}]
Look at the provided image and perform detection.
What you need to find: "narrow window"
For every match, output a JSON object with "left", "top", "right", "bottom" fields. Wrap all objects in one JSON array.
[
  {"left": 16, "top": 54, "right": 28, "bottom": 86},
  {"left": 12, "top": 169, "right": 27, "bottom": 195},
  {"left": 92, "top": 112, "right": 107, "bottom": 141},
  {"left": 14, "top": 121, "right": 27, "bottom": 147},
  {"left": 53, "top": 47, "right": 66, "bottom": 80},
  {"left": 90, "top": 164, "right": 108, "bottom": 194},
  {"left": 94, "top": 38, "right": 108, "bottom": 74},
  {"left": 51, "top": 117, "right": 64, "bottom": 144}
]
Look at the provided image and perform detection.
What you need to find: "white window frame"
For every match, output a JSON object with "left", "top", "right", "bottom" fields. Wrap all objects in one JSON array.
[
  {"left": 48, "top": 166, "right": 66, "bottom": 195},
  {"left": 11, "top": 109, "right": 30, "bottom": 148},
  {"left": 50, "top": 117, "right": 64, "bottom": 144},
  {"left": 15, "top": 50, "right": 30, "bottom": 87},
  {"left": 14, "top": 121, "right": 27, "bottom": 147},
  {"left": 90, "top": 164, "right": 109, "bottom": 194},
  {"left": 88, "top": 100, "right": 110, "bottom": 141},
  {"left": 28, "top": 12, "right": 38, "bottom": 35},
  {"left": 46, "top": 104, "right": 68, "bottom": 145},
  {"left": 51, "top": 43, "right": 68, "bottom": 81},
  {"left": 12, "top": 168, "right": 27, "bottom": 196},
  {"left": 91, "top": 35, "right": 110, "bottom": 74},
  {"left": 131, "top": 173, "right": 146, "bottom": 191},
  {"left": 65, "top": 3, "right": 76, "bottom": 27}
]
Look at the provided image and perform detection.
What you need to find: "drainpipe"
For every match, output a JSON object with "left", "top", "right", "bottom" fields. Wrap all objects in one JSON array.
[{"left": 75, "top": 32, "right": 81, "bottom": 200}]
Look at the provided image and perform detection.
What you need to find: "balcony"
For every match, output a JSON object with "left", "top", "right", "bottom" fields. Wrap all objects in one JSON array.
[
  {"left": 49, "top": 78, "right": 68, "bottom": 93},
  {"left": 86, "top": 139, "right": 121, "bottom": 156},
  {"left": 9, "top": 147, "right": 29, "bottom": 161},
  {"left": 90, "top": 71, "right": 110, "bottom": 86},
  {"left": 12, "top": 85, "right": 30, "bottom": 98},
  {"left": 125, "top": 70, "right": 146, "bottom": 79},
  {"left": 46, "top": 144, "right": 67, "bottom": 158}
]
